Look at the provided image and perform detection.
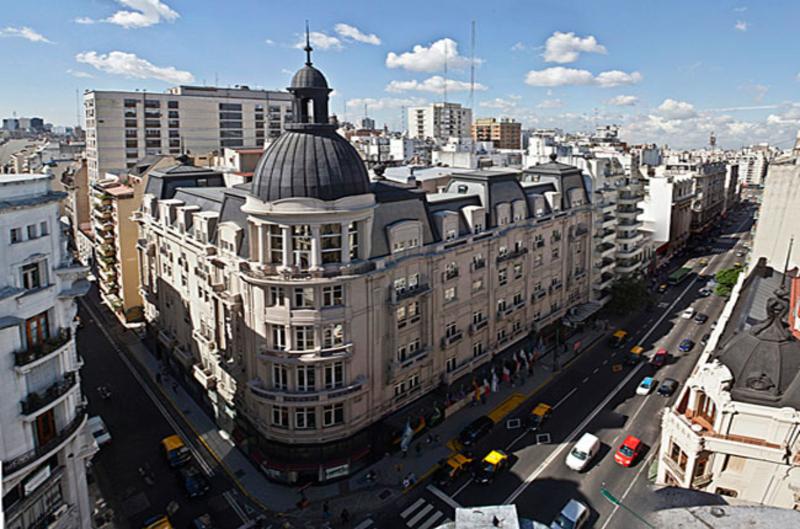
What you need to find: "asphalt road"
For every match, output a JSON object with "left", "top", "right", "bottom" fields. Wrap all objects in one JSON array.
[
  {"left": 375, "top": 204, "right": 755, "bottom": 529},
  {"left": 78, "top": 294, "right": 249, "bottom": 529}
]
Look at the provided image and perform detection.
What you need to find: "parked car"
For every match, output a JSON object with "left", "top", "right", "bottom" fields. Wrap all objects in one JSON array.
[
  {"left": 88, "top": 416, "right": 111, "bottom": 447},
  {"left": 698, "top": 288, "right": 712, "bottom": 297},
  {"left": 658, "top": 378, "right": 679, "bottom": 397},
  {"left": 178, "top": 464, "right": 210, "bottom": 498},
  {"left": 565, "top": 433, "right": 600, "bottom": 472},
  {"left": 529, "top": 403, "right": 552, "bottom": 432},
  {"left": 459, "top": 416, "right": 494, "bottom": 447},
  {"left": 433, "top": 452, "right": 474, "bottom": 487},
  {"left": 614, "top": 435, "right": 643, "bottom": 467},
  {"left": 550, "top": 499, "right": 589, "bottom": 529},
  {"left": 657, "top": 283, "right": 668, "bottom": 294},
  {"left": 650, "top": 348, "right": 668, "bottom": 368},
  {"left": 680, "top": 307, "right": 696, "bottom": 319},
  {"left": 636, "top": 377, "right": 656, "bottom": 396},
  {"left": 700, "top": 333, "right": 711, "bottom": 346},
  {"left": 679, "top": 339, "right": 695, "bottom": 352},
  {"left": 694, "top": 312, "right": 709, "bottom": 324}
]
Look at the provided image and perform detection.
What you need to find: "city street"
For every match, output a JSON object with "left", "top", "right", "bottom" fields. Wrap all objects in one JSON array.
[
  {"left": 78, "top": 293, "right": 251, "bottom": 529},
  {"left": 371, "top": 207, "right": 754, "bottom": 529}
]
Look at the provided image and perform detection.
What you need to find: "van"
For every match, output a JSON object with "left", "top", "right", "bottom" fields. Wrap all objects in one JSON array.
[{"left": 565, "top": 433, "right": 600, "bottom": 472}]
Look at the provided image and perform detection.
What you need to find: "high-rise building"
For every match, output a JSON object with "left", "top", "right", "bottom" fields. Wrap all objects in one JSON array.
[
  {"left": 0, "top": 173, "right": 94, "bottom": 529},
  {"left": 83, "top": 86, "right": 293, "bottom": 182},
  {"left": 135, "top": 51, "right": 594, "bottom": 484},
  {"left": 407, "top": 102, "right": 472, "bottom": 143},
  {"left": 471, "top": 117, "right": 522, "bottom": 150}
]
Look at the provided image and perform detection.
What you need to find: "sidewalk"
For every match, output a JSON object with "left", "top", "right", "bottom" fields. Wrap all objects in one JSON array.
[{"left": 84, "top": 291, "right": 612, "bottom": 524}]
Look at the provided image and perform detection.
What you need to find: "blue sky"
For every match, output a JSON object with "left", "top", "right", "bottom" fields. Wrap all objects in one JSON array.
[{"left": 2, "top": 0, "right": 800, "bottom": 148}]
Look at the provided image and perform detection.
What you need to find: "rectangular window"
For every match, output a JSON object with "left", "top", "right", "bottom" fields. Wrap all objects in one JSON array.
[
  {"left": 293, "top": 287, "right": 314, "bottom": 308},
  {"left": 272, "top": 325, "right": 286, "bottom": 349},
  {"left": 25, "top": 312, "right": 48, "bottom": 347},
  {"left": 39, "top": 221, "right": 48, "bottom": 236},
  {"left": 27, "top": 224, "right": 37, "bottom": 239},
  {"left": 268, "top": 225, "right": 283, "bottom": 263},
  {"left": 295, "top": 408, "right": 316, "bottom": 430},
  {"left": 269, "top": 286, "right": 285, "bottom": 306},
  {"left": 497, "top": 299, "right": 506, "bottom": 312},
  {"left": 446, "top": 357, "right": 457, "bottom": 372},
  {"left": 498, "top": 268, "right": 507, "bottom": 286},
  {"left": 394, "top": 278, "right": 406, "bottom": 294},
  {"left": 322, "top": 285, "right": 343, "bottom": 306},
  {"left": 320, "top": 223, "right": 342, "bottom": 264},
  {"left": 397, "top": 344, "right": 407, "bottom": 362},
  {"left": 21, "top": 262, "right": 42, "bottom": 290},
  {"left": 513, "top": 262, "right": 523, "bottom": 279},
  {"left": 219, "top": 103, "right": 242, "bottom": 111},
  {"left": 445, "top": 321, "right": 457, "bottom": 337},
  {"left": 272, "top": 364, "right": 288, "bottom": 390},
  {"left": 323, "top": 403, "right": 344, "bottom": 427},
  {"left": 473, "top": 342, "right": 485, "bottom": 357},
  {"left": 408, "top": 273, "right": 420, "bottom": 290},
  {"left": 272, "top": 406, "right": 288, "bottom": 427},
  {"left": 473, "top": 310, "right": 484, "bottom": 324},
  {"left": 322, "top": 323, "right": 344, "bottom": 349},
  {"left": 348, "top": 222, "right": 359, "bottom": 260},
  {"left": 472, "top": 278, "right": 483, "bottom": 292},
  {"left": 292, "top": 225, "right": 312, "bottom": 269},
  {"left": 296, "top": 365, "right": 316, "bottom": 392},
  {"left": 324, "top": 362, "right": 344, "bottom": 389},
  {"left": 408, "top": 301, "right": 419, "bottom": 318},
  {"left": 444, "top": 286, "right": 456, "bottom": 303},
  {"left": 294, "top": 326, "right": 315, "bottom": 350},
  {"left": 396, "top": 306, "right": 406, "bottom": 323}
]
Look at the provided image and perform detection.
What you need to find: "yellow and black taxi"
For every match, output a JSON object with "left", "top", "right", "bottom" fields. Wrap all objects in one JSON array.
[
  {"left": 529, "top": 403, "right": 552, "bottom": 432},
  {"left": 609, "top": 330, "right": 628, "bottom": 349},
  {"left": 433, "top": 452, "right": 474, "bottom": 487},
  {"left": 143, "top": 515, "right": 172, "bottom": 529},
  {"left": 474, "top": 450, "right": 510, "bottom": 484},
  {"left": 626, "top": 345, "right": 644, "bottom": 366},
  {"left": 161, "top": 435, "right": 191, "bottom": 467}
]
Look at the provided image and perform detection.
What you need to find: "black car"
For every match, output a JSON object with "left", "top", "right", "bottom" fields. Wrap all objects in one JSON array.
[
  {"left": 700, "top": 333, "right": 711, "bottom": 346},
  {"left": 694, "top": 313, "right": 709, "bottom": 324},
  {"left": 658, "top": 378, "right": 679, "bottom": 397},
  {"left": 458, "top": 416, "right": 494, "bottom": 447},
  {"left": 178, "top": 464, "right": 210, "bottom": 498}
]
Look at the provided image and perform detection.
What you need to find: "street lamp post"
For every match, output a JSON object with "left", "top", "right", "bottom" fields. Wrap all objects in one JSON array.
[{"left": 600, "top": 486, "right": 656, "bottom": 528}]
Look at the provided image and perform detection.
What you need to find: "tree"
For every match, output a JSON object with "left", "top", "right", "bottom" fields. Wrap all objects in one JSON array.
[
  {"left": 714, "top": 267, "right": 741, "bottom": 298},
  {"left": 607, "top": 277, "right": 650, "bottom": 315}
]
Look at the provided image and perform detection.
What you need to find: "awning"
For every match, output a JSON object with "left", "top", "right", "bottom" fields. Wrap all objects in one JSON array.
[{"left": 563, "top": 302, "right": 604, "bottom": 325}]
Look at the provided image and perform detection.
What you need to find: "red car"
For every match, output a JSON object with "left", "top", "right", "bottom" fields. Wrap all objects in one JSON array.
[
  {"left": 614, "top": 435, "right": 642, "bottom": 467},
  {"left": 650, "top": 348, "right": 668, "bottom": 368}
]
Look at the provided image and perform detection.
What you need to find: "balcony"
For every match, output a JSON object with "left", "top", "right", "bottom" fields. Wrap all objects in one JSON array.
[
  {"left": 98, "top": 267, "right": 117, "bottom": 283},
  {"left": 469, "top": 319, "right": 488, "bottom": 334},
  {"left": 597, "top": 228, "right": 616, "bottom": 243},
  {"left": 616, "top": 259, "right": 642, "bottom": 274},
  {"left": 441, "top": 330, "right": 463, "bottom": 349},
  {"left": 97, "top": 243, "right": 115, "bottom": 258},
  {"left": 21, "top": 372, "right": 77, "bottom": 416},
  {"left": 596, "top": 242, "right": 615, "bottom": 258},
  {"left": 617, "top": 192, "right": 642, "bottom": 205},
  {"left": 617, "top": 219, "right": 643, "bottom": 230},
  {"left": 391, "top": 284, "right": 431, "bottom": 305},
  {"left": 594, "top": 273, "right": 614, "bottom": 290},
  {"left": 662, "top": 455, "right": 686, "bottom": 483},
  {"left": 616, "top": 232, "right": 643, "bottom": 245},
  {"left": 617, "top": 245, "right": 644, "bottom": 259},
  {"left": 442, "top": 269, "right": 459, "bottom": 282},
  {"left": 595, "top": 257, "right": 615, "bottom": 274},
  {"left": 15, "top": 329, "right": 72, "bottom": 369},
  {"left": 93, "top": 205, "right": 112, "bottom": 220},
  {"left": 497, "top": 247, "right": 528, "bottom": 263},
  {"left": 471, "top": 259, "right": 486, "bottom": 272},
  {"left": 616, "top": 207, "right": 643, "bottom": 219},
  {"left": 1, "top": 407, "right": 87, "bottom": 477}
]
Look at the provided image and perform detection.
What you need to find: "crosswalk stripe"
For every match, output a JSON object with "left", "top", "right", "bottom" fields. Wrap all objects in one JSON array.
[
  {"left": 417, "top": 511, "right": 443, "bottom": 529},
  {"left": 407, "top": 504, "right": 434, "bottom": 527},
  {"left": 401, "top": 498, "right": 426, "bottom": 519},
  {"left": 353, "top": 519, "right": 374, "bottom": 529}
]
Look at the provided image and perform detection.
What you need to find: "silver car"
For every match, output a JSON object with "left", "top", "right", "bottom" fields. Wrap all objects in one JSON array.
[{"left": 551, "top": 499, "right": 589, "bottom": 529}]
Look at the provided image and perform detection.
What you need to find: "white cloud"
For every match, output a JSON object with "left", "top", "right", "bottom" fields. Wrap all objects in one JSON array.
[
  {"left": 281, "top": 68, "right": 293, "bottom": 75},
  {"left": 67, "top": 69, "right": 94, "bottom": 78},
  {"left": 735, "top": 20, "right": 748, "bottom": 32},
  {"left": 74, "top": 17, "right": 95, "bottom": 25},
  {"left": 346, "top": 96, "right": 427, "bottom": 111},
  {"left": 733, "top": 6, "right": 747, "bottom": 12},
  {"left": 385, "top": 75, "right": 487, "bottom": 94},
  {"left": 386, "top": 38, "right": 479, "bottom": 73},
  {"left": 537, "top": 99, "right": 563, "bottom": 109},
  {"left": 105, "top": 0, "right": 178, "bottom": 28},
  {"left": 606, "top": 95, "right": 638, "bottom": 106},
  {"left": 657, "top": 98, "right": 697, "bottom": 119},
  {"left": 542, "top": 31, "right": 606, "bottom": 63},
  {"left": 334, "top": 23, "right": 380, "bottom": 45},
  {"left": 480, "top": 97, "right": 519, "bottom": 111},
  {"left": 264, "top": 38, "right": 275, "bottom": 46},
  {"left": 511, "top": 41, "right": 526, "bottom": 52},
  {"left": 525, "top": 67, "right": 594, "bottom": 87},
  {"left": 295, "top": 31, "right": 342, "bottom": 50},
  {"left": 76, "top": 50, "right": 194, "bottom": 83},
  {"left": 0, "top": 26, "right": 52, "bottom": 43},
  {"left": 524, "top": 67, "right": 641, "bottom": 88},
  {"left": 594, "top": 70, "right": 643, "bottom": 87}
]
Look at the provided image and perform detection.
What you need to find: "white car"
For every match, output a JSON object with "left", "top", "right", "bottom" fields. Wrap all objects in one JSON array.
[
  {"left": 636, "top": 377, "right": 656, "bottom": 396},
  {"left": 551, "top": 499, "right": 589, "bottom": 529},
  {"left": 88, "top": 416, "right": 111, "bottom": 447},
  {"left": 565, "top": 433, "right": 600, "bottom": 472},
  {"left": 680, "top": 307, "right": 696, "bottom": 319}
]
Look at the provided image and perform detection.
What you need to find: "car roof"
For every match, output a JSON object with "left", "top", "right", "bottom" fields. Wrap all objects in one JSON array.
[
  {"left": 656, "top": 348, "right": 667, "bottom": 354},
  {"left": 562, "top": 499, "right": 588, "bottom": 519},
  {"left": 641, "top": 376, "right": 654, "bottom": 384},
  {"left": 162, "top": 435, "right": 185, "bottom": 450},
  {"left": 87, "top": 416, "right": 104, "bottom": 428},
  {"left": 613, "top": 330, "right": 627, "bottom": 338},
  {"left": 622, "top": 435, "right": 641, "bottom": 448},
  {"left": 575, "top": 432, "right": 598, "bottom": 449},
  {"left": 471, "top": 416, "right": 493, "bottom": 427},
  {"left": 483, "top": 450, "right": 508, "bottom": 464}
]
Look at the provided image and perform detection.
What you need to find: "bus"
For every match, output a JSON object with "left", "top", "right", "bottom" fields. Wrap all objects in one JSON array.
[{"left": 668, "top": 267, "right": 692, "bottom": 286}]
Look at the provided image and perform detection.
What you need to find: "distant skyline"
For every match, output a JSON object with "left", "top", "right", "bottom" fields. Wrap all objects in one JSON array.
[{"left": 2, "top": 0, "right": 800, "bottom": 148}]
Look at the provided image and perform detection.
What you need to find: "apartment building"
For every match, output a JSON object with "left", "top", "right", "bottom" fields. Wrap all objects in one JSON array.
[
  {"left": 407, "top": 102, "right": 472, "bottom": 143},
  {"left": 737, "top": 150, "right": 769, "bottom": 188},
  {"left": 663, "top": 157, "right": 726, "bottom": 235},
  {"left": 93, "top": 156, "right": 223, "bottom": 322},
  {"left": 658, "top": 259, "right": 800, "bottom": 507},
  {"left": 471, "top": 117, "right": 522, "bottom": 150},
  {"left": 83, "top": 86, "right": 293, "bottom": 182},
  {"left": 135, "top": 53, "right": 593, "bottom": 484},
  {"left": 0, "top": 174, "right": 94, "bottom": 529},
  {"left": 640, "top": 168, "right": 695, "bottom": 264}
]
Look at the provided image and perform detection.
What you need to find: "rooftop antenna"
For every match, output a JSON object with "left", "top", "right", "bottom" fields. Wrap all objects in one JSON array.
[
  {"left": 443, "top": 39, "right": 448, "bottom": 105},
  {"left": 304, "top": 20, "right": 313, "bottom": 66},
  {"left": 469, "top": 20, "right": 476, "bottom": 111},
  {"left": 364, "top": 103, "right": 368, "bottom": 119}
]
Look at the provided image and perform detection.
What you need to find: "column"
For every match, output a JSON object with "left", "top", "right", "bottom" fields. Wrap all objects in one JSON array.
[
  {"left": 310, "top": 225, "right": 323, "bottom": 271},
  {"left": 279, "top": 225, "right": 292, "bottom": 271},
  {"left": 340, "top": 222, "right": 351, "bottom": 264},
  {"left": 258, "top": 224, "right": 267, "bottom": 264}
]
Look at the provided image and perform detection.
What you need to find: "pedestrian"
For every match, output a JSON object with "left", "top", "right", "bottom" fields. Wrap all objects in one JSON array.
[
  {"left": 395, "top": 463, "right": 403, "bottom": 474},
  {"left": 322, "top": 500, "right": 330, "bottom": 520},
  {"left": 340, "top": 508, "right": 350, "bottom": 525},
  {"left": 401, "top": 447, "right": 407, "bottom": 459}
]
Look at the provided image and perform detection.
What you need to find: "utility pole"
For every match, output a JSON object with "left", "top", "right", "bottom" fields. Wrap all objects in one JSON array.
[{"left": 600, "top": 486, "right": 656, "bottom": 528}]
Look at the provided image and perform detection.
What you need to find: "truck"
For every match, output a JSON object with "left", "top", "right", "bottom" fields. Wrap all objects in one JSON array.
[{"left": 668, "top": 267, "right": 692, "bottom": 286}]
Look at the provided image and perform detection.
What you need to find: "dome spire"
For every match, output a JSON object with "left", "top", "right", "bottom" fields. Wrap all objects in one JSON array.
[{"left": 304, "top": 20, "right": 313, "bottom": 66}]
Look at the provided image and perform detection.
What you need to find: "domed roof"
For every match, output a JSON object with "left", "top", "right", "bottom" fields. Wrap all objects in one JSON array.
[
  {"left": 251, "top": 126, "right": 370, "bottom": 202},
  {"left": 291, "top": 65, "right": 329, "bottom": 90}
]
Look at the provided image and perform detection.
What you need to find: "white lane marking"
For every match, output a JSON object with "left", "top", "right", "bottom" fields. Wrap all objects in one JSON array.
[
  {"left": 407, "top": 504, "right": 434, "bottom": 527},
  {"left": 554, "top": 388, "right": 577, "bottom": 410},
  {"left": 222, "top": 490, "right": 249, "bottom": 523},
  {"left": 593, "top": 367, "right": 599, "bottom": 374},
  {"left": 603, "top": 360, "right": 609, "bottom": 365},
  {"left": 79, "top": 299, "right": 215, "bottom": 478},
  {"left": 503, "top": 260, "right": 705, "bottom": 505},
  {"left": 599, "top": 448, "right": 658, "bottom": 529},
  {"left": 418, "top": 512, "right": 444, "bottom": 529},
  {"left": 353, "top": 520, "right": 374, "bottom": 529},
  {"left": 427, "top": 484, "right": 462, "bottom": 510},
  {"left": 401, "top": 498, "right": 426, "bottom": 519},
  {"left": 451, "top": 478, "right": 473, "bottom": 499},
  {"left": 610, "top": 434, "right": 620, "bottom": 446},
  {"left": 582, "top": 377, "right": 589, "bottom": 384}
]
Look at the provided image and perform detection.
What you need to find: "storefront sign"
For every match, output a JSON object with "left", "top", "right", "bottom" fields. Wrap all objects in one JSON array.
[
  {"left": 24, "top": 465, "right": 52, "bottom": 495},
  {"left": 324, "top": 464, "right": 349, "bottom": 480}
]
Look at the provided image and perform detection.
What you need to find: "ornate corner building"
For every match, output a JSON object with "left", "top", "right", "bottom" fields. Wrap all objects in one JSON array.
[{"left": 135, "top": 50, "right": 594, "bottom": 484}]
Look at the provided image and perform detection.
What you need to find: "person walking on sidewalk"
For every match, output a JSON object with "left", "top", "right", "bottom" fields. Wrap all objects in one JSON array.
[{"left": 340, "top": 508, "right": 350, "bottom": 525}]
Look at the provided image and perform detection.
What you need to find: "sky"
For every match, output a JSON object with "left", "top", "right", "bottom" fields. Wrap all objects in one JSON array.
[{"left": 2, "top": 0, "right": 800, "bottom": 149}]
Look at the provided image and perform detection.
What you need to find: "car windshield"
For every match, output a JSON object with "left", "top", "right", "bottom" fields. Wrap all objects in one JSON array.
[
  {"left": 619, "top": 445, "right": 635, "bottom": 457},
  {"left": 553, "top": 514, "right": 575, "bottom": 529},
  {"left": 482, "top": 463, "right": 495, "bottom": 473},
  {"left": 571, "top": 449, "right": 587, "bottom": 461},
  {"left": 92, "top": 430, "right": 105, "bottom": 439}
]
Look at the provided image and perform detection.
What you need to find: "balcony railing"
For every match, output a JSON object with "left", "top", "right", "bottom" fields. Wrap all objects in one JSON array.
[
  {"left": 15, "top": 329, "right": 71, "bottom": 368},
  {"left": 392, "top": 284, "right": 431, "bottom": 304},
  {"left": 469, "top": 319, "right": 488, "bottom": 334},
  {"left": 2, "top": 406, "right": 87, "bottom": 475},
  {"left": 497, "top": 247, "right": 528, "bottom": 263},
  {"left": 442, "top": 269, "right": 459, "bottom": 282},
  {"left": 441, "top": 330, "right": 463, "bottom": 349},
  {"left": 21, "top": 372, "right": 77, "bottom": 416},
  {"left": 470, "top": 259, "right": 486, "bottom": 272}
]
